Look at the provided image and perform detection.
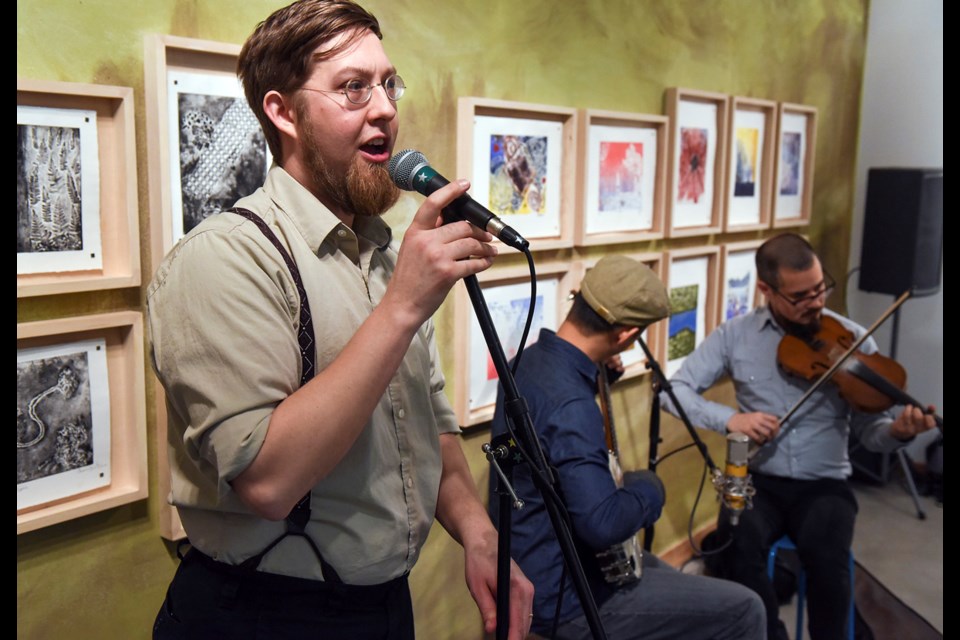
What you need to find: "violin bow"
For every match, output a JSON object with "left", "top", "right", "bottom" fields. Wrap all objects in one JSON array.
[{"left": 749, "top": 289, "right": 913, "bottom": 460}]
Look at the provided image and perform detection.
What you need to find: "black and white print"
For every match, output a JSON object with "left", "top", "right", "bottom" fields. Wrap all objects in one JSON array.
[
  {"left": 17, "top": 338, "right": 111, "bottom": 511},
  {"left": 17, "top": 106, "right": 102, "bottom": 275},
  {"left": 168, "top": 71, "right": 269, "bottom": 241}
]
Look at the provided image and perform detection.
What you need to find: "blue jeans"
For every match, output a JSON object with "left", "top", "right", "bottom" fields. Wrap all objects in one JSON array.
[{"left": 553, "top": 554, "right": 765, "bottom": 640}]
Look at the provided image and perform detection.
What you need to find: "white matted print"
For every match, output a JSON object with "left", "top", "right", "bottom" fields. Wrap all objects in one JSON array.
[
  {"left": 17, "top": 105, "right": 102, "bottom": 275},
  {"left": 727, "top": 108, "right": 767, "bottom": 227},
  {"left": 17, "top": 337, "right": 111, "bottom": 511},
  {"left": 471, "top": 115, "right": 564, "bottom": 240},
  {"left": 468, "top": 278, "right": 560, "bottom": 414},
  {"left": 672, "top": 100, "right": 718, "bottom": 229},
  {"left": 167, "top": 70, "right": 270, "bottom": 242},
  {"left": 775, "top": 111, "right": 809, "bottom": 221},
  {"left": 720, "top": 246, "right": 759, "bottom": 323},
  {"left": 585, "top": 124, "right": 657, "bottom": 234},
  {"left": 666, "top": 256, "right": 710, "bottom": 378}
]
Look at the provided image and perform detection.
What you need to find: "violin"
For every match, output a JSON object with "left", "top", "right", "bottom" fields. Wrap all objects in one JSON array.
[{"left": 775, "top": 302, "right": 942, "bottom": 429}]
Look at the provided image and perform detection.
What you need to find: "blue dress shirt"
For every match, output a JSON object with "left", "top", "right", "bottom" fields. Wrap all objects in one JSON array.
[
  {"left": 662, "top": 306, "right": 906, "bottom": 480},
  {"left": 490, "top": 329, "right": 664, "bottom": 631}
]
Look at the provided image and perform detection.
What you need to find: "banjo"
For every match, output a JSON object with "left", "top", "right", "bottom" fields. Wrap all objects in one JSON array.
[{"left": 594, "top": 365, "right": 643, "bottom": 586}]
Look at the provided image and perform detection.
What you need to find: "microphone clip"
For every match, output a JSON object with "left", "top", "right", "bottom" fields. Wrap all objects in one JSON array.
[{"left": 711, "top": 466, "right": 756, "bottom": 527}]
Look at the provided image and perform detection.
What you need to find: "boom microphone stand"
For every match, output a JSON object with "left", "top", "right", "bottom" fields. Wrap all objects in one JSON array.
[
  {"left": 643, "top": 370, "right": 662, "bottom": 552},
  {"left": 633, "top": 335, "right": 752, "bottom": 541},
  {"left": 465, "top": 271, "right": 607, "bottom": 640}
]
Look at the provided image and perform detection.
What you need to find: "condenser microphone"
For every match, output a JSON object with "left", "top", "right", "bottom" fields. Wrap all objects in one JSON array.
[
  {"left": 718, "top": 432, "right": 755, "bottom": 526},
  {"left": 387, "top": 149, "right": 530, "bottom": 251}
]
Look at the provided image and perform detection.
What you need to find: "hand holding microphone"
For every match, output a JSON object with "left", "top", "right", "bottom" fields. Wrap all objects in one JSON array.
[{"left": 388, "top": 149, "right": 530, "bottom": 251}]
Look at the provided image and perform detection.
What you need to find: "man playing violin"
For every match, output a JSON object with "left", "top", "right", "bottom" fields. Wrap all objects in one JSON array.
[{"left": 662, "top": 233, "right": 936, "bottom": 640}]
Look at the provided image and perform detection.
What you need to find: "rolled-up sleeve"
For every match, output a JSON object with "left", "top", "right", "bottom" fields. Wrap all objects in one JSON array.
[{"left": 148, "top": 221, "right": 300, "bottom": 499}]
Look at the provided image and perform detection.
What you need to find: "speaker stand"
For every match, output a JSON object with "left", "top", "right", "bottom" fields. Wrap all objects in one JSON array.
[{"left": 849, "top": 304, "right": 927, "bottom": 520}]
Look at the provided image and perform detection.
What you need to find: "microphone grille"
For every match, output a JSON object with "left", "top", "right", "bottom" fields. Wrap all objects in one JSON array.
[{"left": 388, "top": 149, "right": 428, "bottom": 191}]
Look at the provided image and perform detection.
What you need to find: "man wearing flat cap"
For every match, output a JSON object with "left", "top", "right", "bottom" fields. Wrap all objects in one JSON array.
[{"left": 489, "top": 256, "right": 764, "bottom": 639}]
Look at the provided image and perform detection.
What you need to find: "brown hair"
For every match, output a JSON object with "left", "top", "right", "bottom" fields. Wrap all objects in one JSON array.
[
  {"left": 237, "top": 0, "right": 382, "bottom": 160},
  {"left": 756, "top": 233, "right": 816, "bottom": 287},
  {"left": 566, "top": 292, "right": 617, "bottom": 336}
]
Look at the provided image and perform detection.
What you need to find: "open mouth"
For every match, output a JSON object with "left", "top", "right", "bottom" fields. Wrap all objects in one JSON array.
[{"left": 359, "top": 139, "right": 390, "bottom": 162}]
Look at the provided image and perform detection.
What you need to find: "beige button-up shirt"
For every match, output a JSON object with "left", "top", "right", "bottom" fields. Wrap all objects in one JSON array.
[{"left": 148, "top": 167, "right": 459, "bottom": 584}]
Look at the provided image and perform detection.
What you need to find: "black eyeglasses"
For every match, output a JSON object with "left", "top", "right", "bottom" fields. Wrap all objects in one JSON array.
[
  {"left": 770, "top": 272, "right": 836, "bottom": 307},
  {"left": 301, "top": 74, "right": 405, "bottom": 105}
]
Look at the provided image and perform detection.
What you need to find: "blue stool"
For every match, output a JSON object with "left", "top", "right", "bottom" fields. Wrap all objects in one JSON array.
[{"left": 766, "top": 536, "right": 855, "bottom": 640}]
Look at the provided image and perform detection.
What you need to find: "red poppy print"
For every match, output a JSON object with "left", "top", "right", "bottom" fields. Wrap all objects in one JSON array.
[{"left": 678, "top": 127, "right": 708, "bottom": 203}]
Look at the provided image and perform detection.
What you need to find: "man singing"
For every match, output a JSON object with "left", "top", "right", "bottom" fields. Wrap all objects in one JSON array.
[{"left": 149, "top": 1, "right": 533, "bottom": 637}]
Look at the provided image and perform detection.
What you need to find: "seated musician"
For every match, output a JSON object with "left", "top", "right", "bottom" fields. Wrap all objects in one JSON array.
[
  {"left": 489, "top": 255, "right": 765, "bottom": 640},
  {"left": 661, "top": 233, "right": 936, "bottom": 640}
]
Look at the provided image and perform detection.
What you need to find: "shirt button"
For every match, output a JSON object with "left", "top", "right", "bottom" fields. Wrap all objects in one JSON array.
[
  {"left": 406, "top": 477, "right": 414, "bottom": 489},
  {"left": 397, "top": 408, "right": 405, "bottom": 419},
  {"left": 337, "top": 229, "right": 347, "bottom": 238}
]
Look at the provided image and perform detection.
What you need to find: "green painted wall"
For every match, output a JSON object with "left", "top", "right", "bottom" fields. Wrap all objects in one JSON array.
[{"left": 17, "top": 1, "right": 868, "bottom": 638}]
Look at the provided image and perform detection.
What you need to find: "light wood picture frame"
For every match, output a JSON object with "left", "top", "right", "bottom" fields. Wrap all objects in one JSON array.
[
  {"left": 575, "top": 109, "right": 667, "bottom": 246},
  {"left": 144, "top": 34, "right": 269, "bottom": 268},
  {"left": 452, "top": 260, "right": 579, "bottom": 427},
  {"left": 17, "top": 79, "right": 140, "bottom": 298},
  {"left": 457, "top": 97, "right": 578, "bottom": 251},
  {"left": 664, "top": 246, "right": 720, "bottom": 378},
  {"left": 573, "top": 252, "right": 667, "bottom": 379},
  {"left": 718, "top": 239, "right": 764, "bottom": 326},
  {"left": 724, "top": 97, "right": 777, "bottom": 232},
  {"left": 772, "top": 103, "right": 817, "bottom": 228},
  {"left": 17, "top": 311, "right": 148, "bottom": 535},
  {"left": 664, "top": 88, "right": 729, "bottom": 238}
]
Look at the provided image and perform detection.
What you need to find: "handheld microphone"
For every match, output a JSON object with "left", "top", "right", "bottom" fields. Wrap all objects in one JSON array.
[
  {"left": 387, "top": 149, "right": 530, "bottom": 251},
  {"left": 715, "top": 432, "right": 755, "bottom": 526}
]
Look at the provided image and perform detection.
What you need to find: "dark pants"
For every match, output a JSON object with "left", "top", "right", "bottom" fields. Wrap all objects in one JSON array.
[
  {"left": 717, "top": 474, "right": 857, "bottom": 640},
  {"left": 154, "top": 549, "right": 415, "bottom": 640}
]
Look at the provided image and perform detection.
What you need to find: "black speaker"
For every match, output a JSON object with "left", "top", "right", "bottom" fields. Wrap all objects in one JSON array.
[{"left": 859, "top": 168, "right": 943, "bottom": 296}]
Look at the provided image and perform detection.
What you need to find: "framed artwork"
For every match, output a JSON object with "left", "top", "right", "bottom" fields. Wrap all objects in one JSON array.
[
  {"left": 145, "top": 34, "right": 270, "bottom": 266},
  {"left": 724, "top": 97, "right": 777, "bottom": 232},
  {"left": 576, "top": 109, "right": 667, "bottom": 246},
  {"left": 18, "top": 312, "right": 148, "bottom": 535},
  {"left": 664, "top": 88, "right": 729, "bottom": 237},
  {"left": 718, "top": 240, "right": 764, "bottom": 326},
  {"left": 458, "top": 97, "right": 577, "bottom": 251},
  {"left": 664, "top": 246, "right": 720, "bottom": 378},
  {"left": 453, "top": 261, "right": 578, "bottom": 426},
  {"left": 17, "top": 105, "right": 101, "bottom": 275},
  {"left": 18, "top": 337, "right": 111, "bottom": 511},
  {"left": 773, "top": 103, "right": 817, "bottom": 227},
  {"left": 573, "top": 252, "right": 667, "bottom": 379},
  {"left": 17, "top": 79, "right": 140, "bottom": 297}
]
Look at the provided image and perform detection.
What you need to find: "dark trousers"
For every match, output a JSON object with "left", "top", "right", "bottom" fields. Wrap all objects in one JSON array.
[
  {"left": 717, "top": 474, "right": 857, "bottom": 640},
  {"left": 154, "top": 549, "right": 415, "bottom": 639}
]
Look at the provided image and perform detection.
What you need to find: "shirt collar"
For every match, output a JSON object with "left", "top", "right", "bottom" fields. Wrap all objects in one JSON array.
[
  {"left": 535, "top": 328, "right": 601, "bottom": 388},
  {"left": 262, "top": 165, "right": 393, "bottom": 255},
  {"left": 756, "top": 305, "right": 786, "bottom": 336}
]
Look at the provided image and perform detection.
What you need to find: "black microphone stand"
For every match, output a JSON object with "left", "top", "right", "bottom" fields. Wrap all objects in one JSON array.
[
  {"left": 634, "top": 335, "right": 722, "bottom": 547},
  {"left": 464, "top": 272, "right": 607, "bottom": 640},
  {"left": 643, "top": 361, "right": 663, "bottom": 553}
]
